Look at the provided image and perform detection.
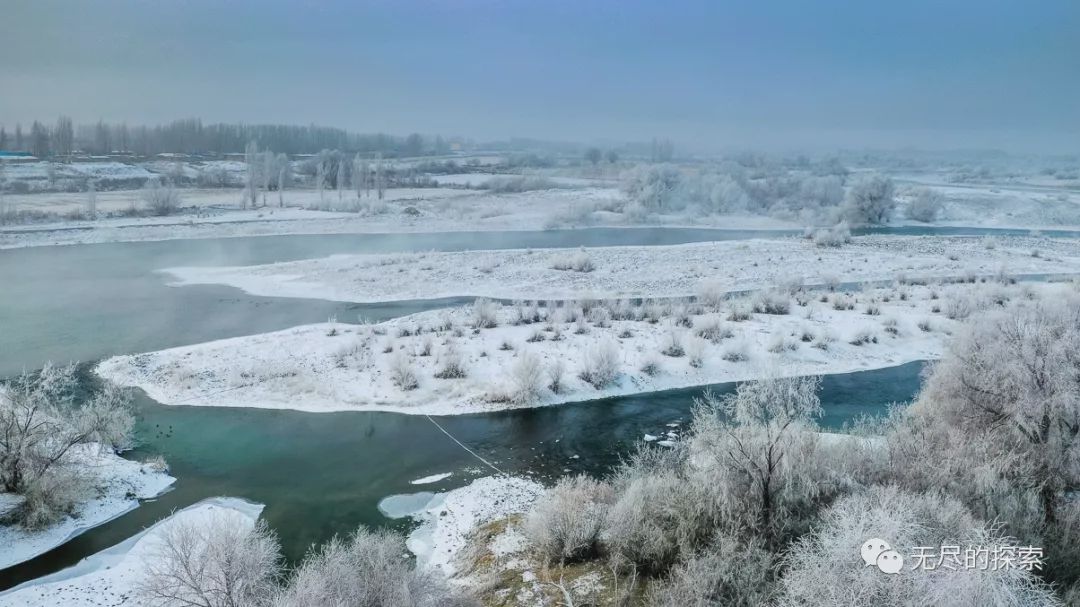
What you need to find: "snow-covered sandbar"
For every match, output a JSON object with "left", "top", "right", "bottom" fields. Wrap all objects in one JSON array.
[
  {"left": 90, "top": 279, "right": 1042, "bottom": 416},
  {"left": 0, "top": 497, "right": 262, "bottom": 607},
  {"left": 162, "top": 235, "right": 1080, "bottom": 303}
]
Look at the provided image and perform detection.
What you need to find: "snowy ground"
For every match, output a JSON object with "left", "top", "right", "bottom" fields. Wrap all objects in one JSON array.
[
  {"left": 93, "top": 280, "right": 1051, "bottom": 416},
  {"left": 0, "top": 445, "right": 175, "bottom": 570},
  {"left": 401, "top": 476, "right": 544, "bottom": 576},
  {"left": 0, "top": 497, "right": 262, "bottom": 607},
  {"left": 163, "top": 234, "right": 1080, "bottom": 304}
]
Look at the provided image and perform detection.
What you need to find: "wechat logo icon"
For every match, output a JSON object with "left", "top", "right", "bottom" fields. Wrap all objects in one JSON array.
[{"left": 862, "top": 538, "right": 904, "bottom": 574}]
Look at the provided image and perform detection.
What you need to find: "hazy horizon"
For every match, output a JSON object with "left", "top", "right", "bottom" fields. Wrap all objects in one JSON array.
[{"left": 2, "top": 0, "right": 1078, "bottom": 154}]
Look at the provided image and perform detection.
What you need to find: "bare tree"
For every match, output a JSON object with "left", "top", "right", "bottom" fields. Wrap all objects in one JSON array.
[
  {"left": 374, "top": 153, "right": 386, "bottom": 200},
  {"left": 86, "top": 179, "right": 97, "bottom": 219},
  {"left": 139, "top": 513, "right": 281, "bottom": 607},
  {"left": 244, "top": 141, "right": 259, "bottom": 209},
  {"left": 276, "top": 153, "right": 290, "bottom": 207}
]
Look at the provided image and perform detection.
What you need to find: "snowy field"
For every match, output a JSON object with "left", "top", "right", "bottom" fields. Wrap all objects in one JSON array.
[
  {"left": 92, "top": 279, "right": 1051, "bottom": 416},
  {"left": 0, "top": 498, "right": 261, "bottom": 607},
  {"left": 0, "top": 446, "right": 175, "bottom": 570},
  {"left": 163, "top": 235, "right": 1080, "bottom": 303}
]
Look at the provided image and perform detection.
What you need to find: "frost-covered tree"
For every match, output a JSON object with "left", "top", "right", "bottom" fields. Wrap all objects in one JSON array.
[
  {"left": 906, "top": 300, "right": 1080, "bottom": 527},
  {"left": 53, "top": 115, "right": 74, "bottom": 162},
  {"left": 86, "top": 179, "right": 97, "bottom": 219},
  {"left": 689, "top": 374, "right": 824, "bottom": 545},
  {"left": 30, "top": 121, "right": 50, "bottom": 159},
  {"left": 605, "top": 149, "right": 619, "bottom": 164},
  {"left": 584, "top": 147, "right": 602, "bottom": 166},
  {"left": 244, "top": 141, "right": 259, "bottom": 209},
  {"left": 0, "top": 364, "right": 133, "bottom": 526},
  {"left": 907, "top": 187, "right": 945, "bottom": 222},
  {"left": 374, "top": 153, "right": 386, "bottom": 200},
  {"left": 276, "top": 153, "right": 290, "bottom": 207},
  {"left": 622, "top": 164, "right": 683, "bottom": 212},
  {"left": 843, "top": 173, "right": 895, "bottom": 225},
  {"left": 139, "top": 513, "right": 281, "bottom": 607},
  {"left": 0, "top": 158, "right": 7, "bottom": 224}
]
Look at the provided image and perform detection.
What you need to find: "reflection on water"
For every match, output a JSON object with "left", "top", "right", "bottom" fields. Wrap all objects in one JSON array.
[{"left": 0, "top": 361, "right": 923, "bottom": 590}]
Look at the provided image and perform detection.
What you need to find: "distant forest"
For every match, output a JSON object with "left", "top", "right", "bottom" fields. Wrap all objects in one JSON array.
[{"left": 0, "top": 117, "right": 455, "bottom": 158}]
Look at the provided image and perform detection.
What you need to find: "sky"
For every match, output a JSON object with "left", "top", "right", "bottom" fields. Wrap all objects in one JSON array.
[{"left": 1, "top": 0, "right": 1078, "bottom": 153}]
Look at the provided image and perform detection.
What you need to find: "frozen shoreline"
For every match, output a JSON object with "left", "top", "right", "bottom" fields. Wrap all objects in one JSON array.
[
  {"left": 89, "top": 280, "right": 1031, "bottom": 417},
  {"left": 0, "top": 497, "right": 262, "bottom": 607},
  {"left": 161, "top": 234, "right": 1080, "bottom": 304},
  {"left": 0, "top": 445, "right": 176, "bottom": 571}
]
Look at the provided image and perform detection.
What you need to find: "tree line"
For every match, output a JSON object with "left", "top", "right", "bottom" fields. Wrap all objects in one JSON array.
[{"left": 0, "top": 117, "right": 454, "bottom": 159}]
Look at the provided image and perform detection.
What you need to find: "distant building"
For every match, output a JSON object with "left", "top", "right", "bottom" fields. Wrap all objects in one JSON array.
[{"left": 0, "top": 151, "right": 37, "bottom": 163}]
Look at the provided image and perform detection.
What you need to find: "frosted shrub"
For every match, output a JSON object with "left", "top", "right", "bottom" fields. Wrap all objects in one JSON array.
[
  {"left": 139, "top": 513, "right": 281, "bottom": 607},
  {"left": 661, "top": 330, "right": 685, "bottom": 357},
  {"left": 602, "top": 470, "right": 705, "bottom": 574},
  {"left": 645, "top": 535, "right": 775, "bottom": 607},
  {"left": 811, "top": 221, "right": 852, "bottom": 247},
  {"left": 579, "top": 341, "right": 620, "bottom": 389},
  {"left": 510, "top": 352, "right": 546, "bottom": 405},
  {"left": 142, "top": 179, "right": 181, "bottom": 216},
  {"left": 550, "top": 249, "right": 595, "bottom": 272},
  {"left": 906, "top": 187, "right": 945, "bottom": 222},
  {"left": 434, "top": 345, "right": 467, "bottom": 379},
  {"left": 640, "top": 359, "right": 661, "bottom": 376},
  {"left": 523, "top": 475, "right": 614, "bottom": 564},
  {"left": 697, "top": 280, "right": 727, "bottom": 309},
  {"left": 752, "top": 290, "right": 790, "bottom": 315},
  {"left": 766, "top": 334, "right": 798, "bottom": 353},
  {"left": 686, "top": 337, "right": 706, "bottom": 368},
  {"left": 276, "top": 526, "right": 462, "bottom": 607},
  {"left": 587, "top": 306, "right": 611, "bottom": 328},
  {"left": 831, "top": 294, "right": 855, "bottom": 310},
  {"left": 470, "top": 298, "right": 499, "bottom": 329},
  {"left": 848, "top": 328, "right": 878, "bottom": 345},
  {"left": 726, "top": 300, "right": 753, "bottom": 322},
  {"left": 389, "top": 353, "right": 419, "bottom": 390},
  {"left": 547, "top": 360, "right": 566, "bottom": 394},
  {"left": 777, "top": 487, "right": 1059, "bottom": 607},
  {"left": 695, "top": 315, "right": 732, "bottom": 343},
  {"left": 721, "top": 341, "right": 750, "bottom": 362}
]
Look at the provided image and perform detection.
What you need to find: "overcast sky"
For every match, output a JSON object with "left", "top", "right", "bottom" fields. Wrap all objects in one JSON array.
[{"left": 2, "top": 0, "right": 1078, "bottom": 152}]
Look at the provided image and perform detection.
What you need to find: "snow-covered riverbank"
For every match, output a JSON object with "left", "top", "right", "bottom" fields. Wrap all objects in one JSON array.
[
  {"left": 92, "top": 279, "right": 1046, "bottom": 416},
  {"left": 0, "top": 498, "right": 262, "bottom": 607},
  {"left": 162, "top": 235, "right": 1080, "bottom": 304},
  {"left": 0, "top": 446, "right": 175, "bottom": 570}
]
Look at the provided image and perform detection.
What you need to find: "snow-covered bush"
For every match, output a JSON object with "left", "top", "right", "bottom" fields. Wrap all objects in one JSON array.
[
  {"left": 661, "top": 330, "right": 685, "bottom": 357},
  {"left": 777, "top": 487, "right": 1059, "bottom": 607},
  {"left": 275, "top": 527, "right": 461, "bottom": 607},
  {"left": 550, "top": 249, "right": 595, "bottom": 272},
  {"left": 686, "top": 337, "right": 706, "bottom": 367},
  {"left": 810, "top": 220, "right": 852, "bottom": 247},
  {"left": 139, "top": 513, "right": 281, "bottom": 607},
  {"left": 434, "top": 345, "right": 467, "bottom": 379},
  {"left": 389, "top": 353, "right": 419, "bottom": 390},
  {"left": 578, "top": 341, "right": 619, "bottom": 389},
  {"left": 621, "top": 163, "right": 683, "bottom": 212},
  {"left": 695, "top": 315, "right": 732, "bottom": 343},
  {"left": 752, "top": 290, "right": 790, "bottom": 315},
  {"left": 906, "top": 187, "right": 945, "bottom": 222},
  {"left": 141, "top": 179, "right": 181, "bottom": 216},
  {"left": 470, "top": 298, "right": 498, "bottom": 329},
  {"left": 509, "top": 352, "right": 545, "bottom": 405},
  {"left": 645, "top": 535, "right": 775, "bottom": 607},
  {"left": 697, "top": 280, "right": 727, "bottom": 309},
  {"left": 547, "top": 360, "right": 566, "bottom": 394},
  {"left": 842, "top": 173, "right": 895, "bottom": 225},
  {"left": 523, "top": 475, "right": 614, "bottom": 564}
]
